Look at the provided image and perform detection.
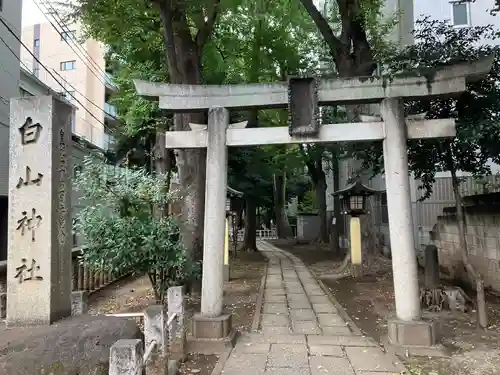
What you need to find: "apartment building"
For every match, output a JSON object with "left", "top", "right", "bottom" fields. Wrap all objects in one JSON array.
[
  {"left": 21, "top": 21, "right": 118, "bottom": 150},
  {"left": 0, "top": 1, "right": 23, "bottom": 262},
  {"left": 414, "top": 0, "right": 500, "bottom": 41}
]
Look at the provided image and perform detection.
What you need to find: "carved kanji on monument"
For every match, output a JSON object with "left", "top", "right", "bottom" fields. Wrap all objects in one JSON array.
[
  {"left": 16, "top": 208, "right": 43, "bottom": 242},
  {"left": 19, "top": 117, "right": 43, "bottom": 145},
  {"left": 16, "top": 166, "right": 43, "bottom": 189},
  {"left": 14, "top": 258, "right": 43, "bottom": 283}
]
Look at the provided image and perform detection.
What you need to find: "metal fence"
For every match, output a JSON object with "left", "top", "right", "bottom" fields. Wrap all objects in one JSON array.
[{"left": 235, "top": 229, "right": 278, "bottom": 242}]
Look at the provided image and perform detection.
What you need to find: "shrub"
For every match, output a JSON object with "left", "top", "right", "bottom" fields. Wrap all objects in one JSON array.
[{"left": 74, "top": 154, "right": 199, "bottom": 302}]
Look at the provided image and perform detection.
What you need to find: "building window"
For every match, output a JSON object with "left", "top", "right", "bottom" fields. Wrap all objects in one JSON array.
[
  {"left": 34, "top": 39, "right": 40, "bottom": 47},
  {"left": 61, "top": 30, "right": 76, "bottom": 41},
  {"left": 60, "top": 60, "right": 76, "bottom": 71},
  {"left": 451, "top": 1, "right": 470, "bottom": 27}
]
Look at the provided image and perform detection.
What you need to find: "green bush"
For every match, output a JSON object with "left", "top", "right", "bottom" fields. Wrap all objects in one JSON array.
[{"left": 74, "top": 154, "right": 199, "bottom": 302}]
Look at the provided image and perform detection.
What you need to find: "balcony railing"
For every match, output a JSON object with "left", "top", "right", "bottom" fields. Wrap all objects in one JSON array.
[
  {"left": 104, "top": 73, "right": 118, "bottom": 89},
  {"left": 104, "top": 102, "right": 117, "bottom": 118}
]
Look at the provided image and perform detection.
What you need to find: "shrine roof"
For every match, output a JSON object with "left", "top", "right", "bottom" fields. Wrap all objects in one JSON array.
[{"left": 332, "top": 180, "right": 384, "bottom": 197}]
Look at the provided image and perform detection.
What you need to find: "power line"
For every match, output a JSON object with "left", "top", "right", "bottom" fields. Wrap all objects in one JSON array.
[
  {"left": 30, "top": 0, "right": 122, "bottom": 123},
  {"left": 0, "top": 15, "right": 111, "bottom": 133},
  {"left": 33, "top": 0, "right": 108, "bottom": 88},
  {"left": 39, "top": 0, "right": 109, "bottom": 80}
]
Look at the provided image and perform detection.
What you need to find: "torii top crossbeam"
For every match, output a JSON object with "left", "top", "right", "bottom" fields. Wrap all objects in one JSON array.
[{"left": 134, "top": 57, "right": 494, "bottom": 112}]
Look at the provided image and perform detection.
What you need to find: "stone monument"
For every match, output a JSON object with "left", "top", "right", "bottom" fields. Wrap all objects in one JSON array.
[{"left": 7, "top": 96, "right": 72, "bottom": 326}]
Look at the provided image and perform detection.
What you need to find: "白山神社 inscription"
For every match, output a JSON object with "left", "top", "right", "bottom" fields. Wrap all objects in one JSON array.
[
  {"left": 19, "top": 117, "right": 43, "bottom": 145},
  {"left": 7, "top": 96, "right": 73, "bottom": 326},
  {"left": 16, "top": 166, "right": 43, "bottom": 188},
  {"left": 16, "top": 208, "right": 43, "bottom": 242},
  {"left": 14, "top": 258, "right": 43, "bottom": 283}
]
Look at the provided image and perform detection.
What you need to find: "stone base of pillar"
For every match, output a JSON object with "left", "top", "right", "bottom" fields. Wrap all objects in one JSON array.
[
  {"left": 388, "top": 318, "right": 439, "bottom": 347},
  {"left": 192, "top": 313, "right": 233, "bottom": 339},
  {"left": 189, "top": 313, "right": 236, "bottom": 354},
  {"left": 351, "top": 264, "right": 363, "bottom": 278},
  {"left": 223, "top": 265, "right": 230, "bottom": 282}
]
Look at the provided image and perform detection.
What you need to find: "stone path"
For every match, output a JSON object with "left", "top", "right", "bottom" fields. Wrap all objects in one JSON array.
[{"left": 220, "top": 241, "right": 406, "bottom": 375}]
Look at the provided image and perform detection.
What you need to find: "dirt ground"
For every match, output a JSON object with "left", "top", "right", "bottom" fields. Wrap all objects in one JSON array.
[
  {"left": 273, "top": 240, "right": 500, "bottom": 375},
  {"left": 88, "top": 250, "right": 267, "bottom": 375}
]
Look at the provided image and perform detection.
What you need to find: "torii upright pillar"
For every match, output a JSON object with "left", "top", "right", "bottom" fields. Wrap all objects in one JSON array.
[{"left": 190, "top": 108, "right": 240, "bottom": 341}]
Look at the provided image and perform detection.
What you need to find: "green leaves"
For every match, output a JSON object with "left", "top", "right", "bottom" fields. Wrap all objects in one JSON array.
[
  {"left": 74, "top": 154, "right": 199, "bottom": 302},
  {"left": 370, "top": 18, "right": 500, "bottom": 200}
]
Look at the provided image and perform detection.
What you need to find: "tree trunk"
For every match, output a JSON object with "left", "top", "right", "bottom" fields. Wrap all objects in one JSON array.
[
  {"left": 449, "top": 153, "right": 488, "bottom": 328},
  {"left": 273, "top": 173, "right": 293, "bottom": 238},
  {"left": 153, "top": 130, "right": 171, "bottom": 218},
  {"left": 242, "top": 198, "right": 257, "bottom": 251},
  {"left": 331, "top": 156, "right": 341, "bottom": 252},
  {"left": 156, "top": 1, "right": 219, "bottom": 260},
  {"left": 314, "top": 170, "right": 329, "bottom": 243}
]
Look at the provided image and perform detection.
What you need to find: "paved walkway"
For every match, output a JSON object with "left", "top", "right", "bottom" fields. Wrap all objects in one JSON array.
[{"left": 220, "top": 241, "right": 406, "bottom": 375}]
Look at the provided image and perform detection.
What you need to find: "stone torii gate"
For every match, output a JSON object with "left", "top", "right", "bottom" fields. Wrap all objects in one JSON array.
[{"left": 135, "top": 57, "right": 493, "bottom": 347}]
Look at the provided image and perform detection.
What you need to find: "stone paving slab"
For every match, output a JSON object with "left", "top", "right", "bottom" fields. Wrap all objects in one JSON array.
[
  {"left": 268, "top": 343, "right": 309, "bottom": 368},
  {"left": 313, "top": 303, "right": 338, "bottom": 314},
  {"left": 290, "top": 309, "right": 316, "bottom": 321},
  {"left": 289, "top": 300, "right": 312, "bottom": 309},
  {"left": 321, "top": 325, "right": 353, "bottom": 335},
  {"left": 218, "top": 241, "right": 407, "bottom": 375},
  {"left": 233, "top": 342, "right": 271, "bottom": 354},
  {"left": 261, "top": 326, "right": 292, "bottom": 335},
  {"left": 308, "top": 344, "right": 345, "bottom": 357},
  {"left": 292, "top": 320, "right": 322, "bottom": 335},
  {"left": 317, "top": 313, "right": 347, "bottom": 327},
  {"left": 309, "top": 356, "right": 355, "bottom": 375},
  {"left": 222, "top": 353, "right": 267, "bottom": 375},
  {"left": 264, "top": 295, "right": 287, "bottom": 303},
  {"left": 261, "top": 314, "right": 289, "bottom": 327},
  {"left": 264, "top": 367, "right": 310, "bottom": 375},
  {"left": 264, "top": 289, "right": 286, "bottom": 297},
  {"left": 309, "top": 295, "right": 332, "bottom": 304},
  {"left": 307, "top": 335, "right": 377, "bottom": 347},
  {"left": 344, "top": 347, "right": 403, "bottom": 373},
  {"left": 263, "top": 303, "right": 289, "bottom": 314}
]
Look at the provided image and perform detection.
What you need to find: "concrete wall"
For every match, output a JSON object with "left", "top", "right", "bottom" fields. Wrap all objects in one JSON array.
[
  {"left": 432, "top": 207, "right": 500, "bottom": 292},
  {"left": 21, "top": 22, "right": 106, "bottom": 148}
]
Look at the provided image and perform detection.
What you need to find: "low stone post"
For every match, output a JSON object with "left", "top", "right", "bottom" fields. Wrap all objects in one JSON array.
[
  {"left": 144, "top": 305, "right": 168, "bottom": 374},
  {"left": 71, "top": 290, "right": 89, "bottom": 315},
  {"left": 424, "top": 244, "right": 440, "bottom": 288},
  {"left": 167, "top": 286, "right": 187, "bottom": 360},
  {"left": 109, "top": 339, "right": 143, "bottom": 375}
]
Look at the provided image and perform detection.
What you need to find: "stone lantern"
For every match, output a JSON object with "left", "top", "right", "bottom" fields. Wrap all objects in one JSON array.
[{"left": 332, "top": 178, "right": 383, "bottom": 276}]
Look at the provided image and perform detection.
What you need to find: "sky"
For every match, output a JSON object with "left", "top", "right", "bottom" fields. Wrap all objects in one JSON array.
[{"left": 22, "top": 0, "right": 48, "bottom": 27}]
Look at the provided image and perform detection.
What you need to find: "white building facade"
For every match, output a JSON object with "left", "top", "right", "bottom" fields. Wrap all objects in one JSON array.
[{"left": 0, "top": 2, "right": 23, "bottom": 262}]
